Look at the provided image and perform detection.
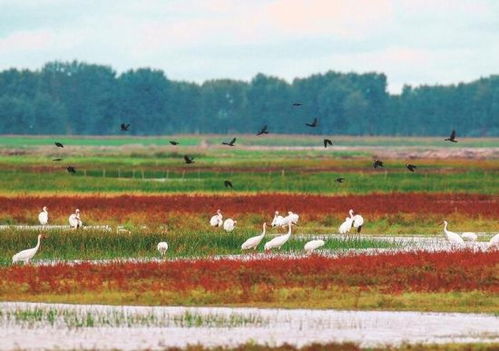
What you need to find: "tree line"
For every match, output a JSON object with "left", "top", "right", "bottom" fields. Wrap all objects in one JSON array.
[{"left": 0, "top": 61, "right": 497, "bottom": 136}]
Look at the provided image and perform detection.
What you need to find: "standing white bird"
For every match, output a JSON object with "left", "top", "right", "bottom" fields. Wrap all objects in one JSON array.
[
  {"left": 38, "top": 206, "right": 48, "bottom": 225},
  {"left": 12, "top": 234, "right": 46, "bottom": 264},
  {"left": 443, "top": 220, "right": 465, "bottom": 246},
  {"left": 157, "top": 241, "right": 168, "bottom": 256},
  {"left": 264, "top": 222, "right": 292, "bottom": 251},
  {"left": 241, "top": 223, "right": 267, "bottom": 250},
  {"left": 68, "top": 209, "right": 82, "bottom": 229},
  {"left": 338, "top": 217, "right": 353, "bottom": 234},
  {"left": 349, "top": 209, "right": 364, "bottom": 233},
  {"left": 487, "top": 233, "right": 499, "bottom": 250},
  {"left": 223, "top": 218, "right": 237, "bottom": 232},
  {"left": 304, "top": 239, "right": 325, "bottom": 253},
  {"left": 271, "top": 211, "right": 285, "bottom": 227},
  {"left": 460, "top": 232, "right": 478, "bottom": 241},
  {"left": 209, "top": 209, "right": 223, "bottom": 227},
  {"left": 287, "top": 211, "right": 299, "bottom": 225}
]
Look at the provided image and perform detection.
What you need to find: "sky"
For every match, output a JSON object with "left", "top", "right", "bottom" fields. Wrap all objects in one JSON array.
[{"left": 0, "top": 0, "right": 498, "bottom": 93}]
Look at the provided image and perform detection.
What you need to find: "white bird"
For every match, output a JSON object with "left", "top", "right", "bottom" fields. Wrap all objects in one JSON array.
[
  {"left": 264, "top": 222, "right": 292, "bottom": 251},
  {"left": 487, "top": 233, "right": 499, "bottom": 250},
  {"left": 460, "top": 232, "right": 478, "bottom": 241},
  {"left": 271, "top": 211, "right": 285, "bottom": 227},
  {"left": 157, "top": 241, "right": 168, "bottom": 256},
  {"left": 38, "top": 206, "right": 48, "bottom": 225},
  {"left": 338, "top": 217, "right": 353, "bottom": 234},
  {"left": 12, "top": 234, "right": 46, "bottom": 264},
  {"left": 209, "top": 209, "right": 223, "bottom": 227},
  {"left": 241, "top": 223, "right": 267, "bottom": 250},
  {"left": 287, "top": 211, "right": 299, "bottom": 225},
  {"left": 443, "top": 220, "right": 465, "bottom": 246},
  {"left": 304, "top": 239, "right": 325, "bottom": 253},
  {"left": 349, "top": 209, "right": 364, "bottom": 233},
  {"left": 68, "top": 209, "right": 82, "bottom": 229},
  {"left": 223, "top": 218, "right": 237, "bottom": 232}
]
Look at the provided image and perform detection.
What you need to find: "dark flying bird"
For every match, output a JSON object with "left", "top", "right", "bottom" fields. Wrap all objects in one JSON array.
[
  {"left": 406, "top": 164, "right": 417, "bottom": 172},
  {"left": 324, "top": 139, "right": 333, "bottom": 148},
  {"left": 444, "top": 129, "right": 458, "bottom": 142},
  {"left": 52, "top": 158, "right": 63, "bottom": 162},
  {"left": 305, "top": 118, "right": 318, "bottom": 127},
  {"left": 66, "top": 166, "right": 76, "bottom": 174},
  {"left": 55, "top": 142, "right": 64, "bottom": 148},
  {"left": 336, "top": 177, "right": 345, "bottom": 183},
  {"left": 184, "top": 155, "right": 194, "bottom": 164},
  {"left": 222, "top": 137, "right": 236, "bottom": 146},
  {"left": 224, "top": 180, "right": 233, "bottom": 188},
  {"left": 120, "top": 123, "right": 130, "bottom": 131},
  {"left": 257, "top": 125, "right": 269, "bottom": 136},
  {"left": 373, "top": 160, "right": 384, "bottom": 169},
  {"left": 292, "top": 103, "right": 303, "bottom": 106},
  {"left": 169, "top": 141, "right": 179, "bottom": 145}
]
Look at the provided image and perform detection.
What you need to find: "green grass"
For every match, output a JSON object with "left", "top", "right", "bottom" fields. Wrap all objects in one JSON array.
[{"left": 0, "top": 228, "right": 399, "bottom": 265}]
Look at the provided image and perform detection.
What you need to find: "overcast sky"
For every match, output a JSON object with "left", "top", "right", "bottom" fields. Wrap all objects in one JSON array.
[{"left": 0, "top": 0, "right": 498, "bottom": 93}]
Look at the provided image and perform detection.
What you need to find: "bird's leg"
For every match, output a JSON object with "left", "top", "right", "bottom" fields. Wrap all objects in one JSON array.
[{"left": 357, "top": 226, "right": 362, "bottom": 234}]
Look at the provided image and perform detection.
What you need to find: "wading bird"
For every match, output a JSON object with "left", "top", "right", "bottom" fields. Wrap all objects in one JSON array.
[
  {"left": 66, "top": 166, "right": 76, "bottom": 174},
  {"left": 12, "top": 234, "right": 46, "bottom": 264},
  {"left": 488, "top": 234, "right": 499, "bottom": 250},
  {"left": 305, "top": 118, "right": 318, "bottom": 127},
  {"left": 223, "top": 218, "right": 237, "bottom": 232},
  {"left": 184, "top": 155, "right": 194, "bottom": 164},
  {"left": 224, "top": 180, "right": 233, "bottom": 188},
  {"left": 157, "top": 241, "right": 168, "bottom": 256},
  {"left": 406, "top": 164, "right": 417, "bottom": 172},
  {"left": 241, "top": 223, "right": 267, "bottom": 250},
  {"left": 69, "top": 209, "right": 82, "bottom": 229},
  {"left": 324, "top": 139, "right": 333, "bottom": 148},
  {"left": 264, "top": 222, "right": 292, "bottom": 251},
  {"left": 461, "top": 232, "right": 478, "bottom": 241},
  {"left": 169, "top": 140, "right": 179, "bottom": 145},
  {"left": 304, "top": 239, "right": 325, "bottom": 253},
  {"left": 339, "top": 216, "right": 353, "bottom": 234},
  {"left": 38, "top": 206, "right": 48, "bottom": 225},
  {"left": 257, "top": 125, "right": 269, "bottom": 136},
  {"left": 120, "top": 123, "right": 130, "bottom": 131},
  {"left": 349, "top": 209, "right": 364, "bottom": 233},
  {"left": 444, "top": 129, "right": 458, "bottom": 143},
  {"left": 222, "top": 137, "right": 236, "bottom": 146},
  {"left": 209, "top": 209, "right": 223, "bottom": 227},
  {"left": 55, "top": 142, "right": 64, "bottom": 148},
  {"left": 373, "top": 160, "right": 384, "bottom": 169},
  {"left": 443, "top": 220, "right": 465, "bottom": 246},
  {"left": 271, "top": 211, "right": 285, "bottom": 228}
]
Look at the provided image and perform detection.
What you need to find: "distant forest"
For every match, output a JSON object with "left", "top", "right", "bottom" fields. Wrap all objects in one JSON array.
[{"left": 0, "top": 61, "right": 498, "bottom": 136}]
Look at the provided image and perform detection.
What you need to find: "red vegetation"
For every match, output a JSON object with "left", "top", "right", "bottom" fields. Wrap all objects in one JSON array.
[
  {"left": 1, "top": 251, "right": 497, "bottom": 299},
  {"left": 0, "top": 193, "right": 497, "bottom": 224}
]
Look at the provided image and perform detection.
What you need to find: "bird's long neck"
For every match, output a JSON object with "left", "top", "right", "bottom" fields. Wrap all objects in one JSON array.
[
  {"left": 286, "top": 223, "right": 292, "bottom": 236},
  {"left": 35, "top": 236, "right": 41, "bottom": 251},
  {"left": 349, "top": 210, "right": 354, "bottom": 218}
]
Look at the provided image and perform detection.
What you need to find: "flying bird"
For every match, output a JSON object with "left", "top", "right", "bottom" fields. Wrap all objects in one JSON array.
[
  {"left": 444, "top": 129, "right": 458, "bottom": 142},
  {"left": 222, "top": 137, "right": 236, "bottom": 146},
  {"left": 324, "top": 139, "right": 333, "bottom": 148},
  {"left": 224, "top": 180, "right": 233, "bottom": 188},
  {"left": 120, "top": 123, "right": 130, "bottom": 131},
  {"left": 169, "top": 140, "right": 179, "bottom": 145},
  {"left": 373, "top": 160, "right": 384, "bottom": 169},
  {"left": 52, "top": 158, "right": 63, "bottom": 162},
  {"left": 184, "top": 155, "right": 195, "bottom": 164},
  {"left": 305, "top": 118, "right": 318, "bottom": 127},
  {"left": 66, "top": 166, "right": 76, "bottom": 174},
  {"left": 55, "top": 142, "right": 64, "bottom": 148},
  {"left": 257, "top": 125, "right": 269, "bottom": 136},
  {"left": 406, "top": 164, "right": 417, "bottom": 172},
  {"left": 336, "top": 177, "right": 345, "bottom": 183},
  {"left": 292, "top": 103, "right": 303, "bottom": 106}
]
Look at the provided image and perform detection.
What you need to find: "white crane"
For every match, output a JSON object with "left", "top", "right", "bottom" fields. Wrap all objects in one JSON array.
[
  {"left": 12, "top": 234, "right": 46, "bottom": 264},
  {"left": 349, "top": 209, "right": 364, "bottom": 233},
  {"left": 241, "top": 223, "right": 267, "bottom": 250},
  {"left": 304, "top": 239, "right": 325, "bottom": 253},
  {"left": 68, "top": 209, "right": 82, "bottom": 229},
  {"left": 487, "top": 233, "right": 499, "bottom": 250},
  {"left": 338, "top": 216, "right": 353, "bottom": 234},
  {"left": 223, "top": 218, "right": 237, "bottom": 232},
  {"left": 264, "top": 222, "right": 292, "bottom": 251},
  {"left": 157, "top": 241, "right": 168, "bottom": 256},
  {"left": 38, "top": 206, "right": 48, "bottom": 226},
  {"left": 209, "top": 209, "right": 223, "bottom": 227},
  {"left": 287, "top": 211, "right": 299, "bottom": 225},
  {"left": 271, "top": 211, "right": 285, "bottom": 227},
  {"left": 460, "top": 232, "right": 478, "bottom": 241},
  {"left": 443, "top": 220, "right": 465, "bottom": 246}
]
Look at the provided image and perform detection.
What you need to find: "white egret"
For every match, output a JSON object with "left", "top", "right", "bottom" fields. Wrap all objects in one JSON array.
[
  {"left": 12, "top": 234, "right": 46, "bottom": 264},
  {"left": 304, "top": 239, "right": 325, "bottom": 253},
  {"left": 264, "top": 222, "right": 292, "bottom": 251},
  {"left": 38, "top": 206, "right": 48, "bottom": 226},
  {"left": 241, "top": 223, "right": 267, "bottom": 250}
]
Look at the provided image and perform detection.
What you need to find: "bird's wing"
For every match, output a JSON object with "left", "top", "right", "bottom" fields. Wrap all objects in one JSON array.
[
  {"left": 231, "top": 137, "right": 236, "bottom": 144},
  {"left": 450, "top": 130, "right": 456, "bottom": 139}
]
